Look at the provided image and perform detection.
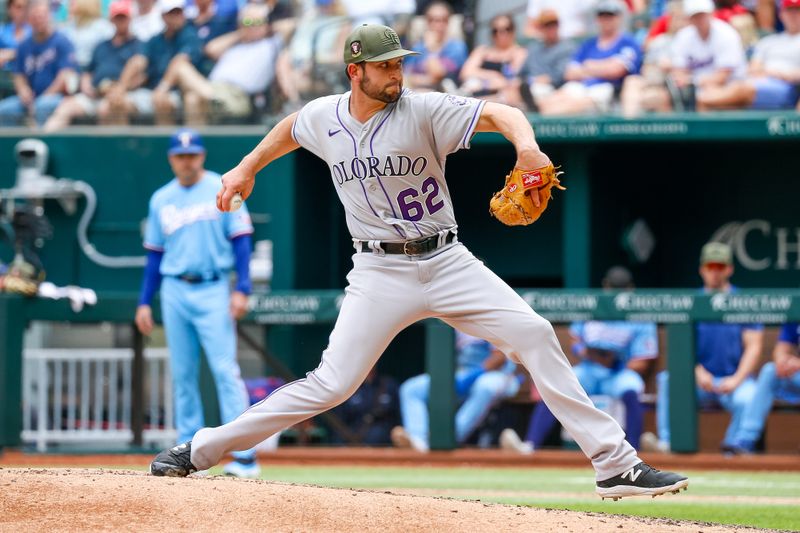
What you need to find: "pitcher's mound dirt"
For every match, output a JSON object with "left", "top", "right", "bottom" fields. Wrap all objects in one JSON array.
[{"left": 0, "top": 468, "right": 758, "bottom": 532}]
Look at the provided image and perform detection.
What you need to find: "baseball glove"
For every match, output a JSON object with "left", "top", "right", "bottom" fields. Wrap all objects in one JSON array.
[{"left": 489, "top": 164, "right": 565, "bottom": 226}]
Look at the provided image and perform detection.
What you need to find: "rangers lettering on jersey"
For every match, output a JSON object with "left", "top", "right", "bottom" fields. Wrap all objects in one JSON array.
[
  {"left": 330, "top": 155, "right": 429, "bottom": 187},
  {"left": 159, "top": 202, "right": 220, "bottom": 235}
]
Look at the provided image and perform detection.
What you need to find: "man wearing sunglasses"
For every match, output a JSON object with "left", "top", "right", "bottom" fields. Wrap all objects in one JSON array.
[
  {"left": 642, "top": 242, "right": 764, "bottom": 454},
  {"left": 151, "top": 2, "right": 281, "bottom": 125}
]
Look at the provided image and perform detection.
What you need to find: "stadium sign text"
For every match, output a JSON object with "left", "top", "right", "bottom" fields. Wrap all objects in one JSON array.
[{"left": 709, "top": 220, "right": 800, "bottom": 271}]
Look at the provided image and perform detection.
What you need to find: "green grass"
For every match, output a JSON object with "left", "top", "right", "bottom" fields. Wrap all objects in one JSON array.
[{"left": 206, "top": 465, "right": 800, "bottom": 531}]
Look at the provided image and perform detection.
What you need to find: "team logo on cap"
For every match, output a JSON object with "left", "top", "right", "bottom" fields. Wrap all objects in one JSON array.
[
  {"left": 350, "top": 41, "right": 362, "bottom": 57},
  {"left": 384, "top": 29, "right": 400, "bottom": 46},
  {"left": 178, "top": 131, "right": 193, "bottom": 147}
]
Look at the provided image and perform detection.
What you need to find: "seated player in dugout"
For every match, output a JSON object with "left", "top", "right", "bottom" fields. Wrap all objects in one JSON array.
[
  {"left": 501, "top": 266, "right": 657, "bottom": 454},
  {"left": 150, "top": 22, "right": 688, "bottom": 501}
]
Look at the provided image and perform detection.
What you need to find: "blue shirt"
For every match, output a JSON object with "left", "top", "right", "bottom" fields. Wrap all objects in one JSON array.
[
  {"left": 570, "top": 321, "right": 658, "bottom": 368},
  {"left": 778, "top": 323, "right": 800, "bottom": 345},
  {"left": 404, "top": 38, "right": 468, "bottom": 80},
  {"left": 696, "top": 287, "right": 764, "bottom": 377},
  {"left": 144, "top": 24, "right": 202, "bottom": 89},
  {"left": 455, "top": 331, "right": 515, "bottom": 374},
  {"left": 570, "top": 33, "right": 642, "bottom": 88},
  {"left": 144, "top": 171, "right": 254, "bottom": 277},
  {"left": 88, "top": 36, "right": 143, "bottom": 89},
  {"left": 0, "top": 22, "right": 31, "bottom": 49},
  {"left": 14, "top": 31, "right": 77, "bottom": 96}
]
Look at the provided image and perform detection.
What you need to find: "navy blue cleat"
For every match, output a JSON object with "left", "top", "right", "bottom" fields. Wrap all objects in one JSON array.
[
  {"left": 150, "top": 441, "right": 198, "bottom": 477},
  {"left": 596, "top": 462, "right": 688, "bottom": 501}
]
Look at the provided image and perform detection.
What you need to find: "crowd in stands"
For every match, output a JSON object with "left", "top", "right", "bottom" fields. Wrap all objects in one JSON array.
[{"left": 0, "top": 0, "right": 797, "bottom": 129}]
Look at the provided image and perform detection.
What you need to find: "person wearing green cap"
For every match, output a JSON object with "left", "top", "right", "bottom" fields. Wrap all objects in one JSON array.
[
  {"left": 642, "top": 241, "right": 763, "bottom": 454},
  {"left": 151, "top": 22, "right": 689, "bottom": 501}
]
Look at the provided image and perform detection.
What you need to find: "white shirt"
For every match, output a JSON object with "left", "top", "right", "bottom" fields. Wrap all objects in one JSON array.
[
  {"left": 671, "top": 18, "right": 747, "bottom": 82},
  {"left": 132, "top": 8, "right": 165, "bottom": 42},
  {"left": 752, "top": 32, "right": 800, "bottom": 74},
  {"left": 209, "top": 36, "right": 282, "bottom": 94},
  {"left": 527, "top": 0, "right": 592, "bottom": 39},
  {"left": 341, "top": 0, "right": 416, "bottom": 24}
]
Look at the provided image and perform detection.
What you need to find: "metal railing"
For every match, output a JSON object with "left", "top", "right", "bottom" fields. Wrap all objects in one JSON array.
[{"left": 21, "top": 347, "right": 176, "bottom": 451}]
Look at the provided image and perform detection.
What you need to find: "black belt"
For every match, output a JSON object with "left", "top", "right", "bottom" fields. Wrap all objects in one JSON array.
[
  {"left": 359, "top": 231, "right": 455, "bottom": 256},
  {"left": 174, "top": 273, "right": 221, "bottom": 284}
]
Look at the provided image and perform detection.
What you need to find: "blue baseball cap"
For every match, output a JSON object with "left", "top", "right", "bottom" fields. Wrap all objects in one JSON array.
[{"left": 168, "top": 128, "right": 205, "bottom": 155}]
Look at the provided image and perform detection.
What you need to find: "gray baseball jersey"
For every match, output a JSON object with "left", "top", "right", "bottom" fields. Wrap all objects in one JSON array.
[{"left": 291, "top": 89, "right": 485, "bottom": 241}]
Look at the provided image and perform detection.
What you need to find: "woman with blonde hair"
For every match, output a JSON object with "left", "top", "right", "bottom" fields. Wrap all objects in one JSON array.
[{"left": 59, "top": 0, "right": 114, "bottom": 69}]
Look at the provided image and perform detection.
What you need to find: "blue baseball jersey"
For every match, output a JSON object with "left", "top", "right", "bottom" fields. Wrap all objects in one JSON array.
[
  {"left": 143, "top": 171, "right": 253, "bottom": 277},
  {"left": 570, "top": 321, "right": 658, "bottom": 366},
  {"left": 570, "top": 33, "right": 641, "bottom": 89},
  {"left": 697, "top": 287, "right": 764, "bottom": 377},
  {"left": 14, "top": 31, "right": 77, "bottom": 96},
  {"left": 456, "top": 331, "right": 515, "bottom": 374}
]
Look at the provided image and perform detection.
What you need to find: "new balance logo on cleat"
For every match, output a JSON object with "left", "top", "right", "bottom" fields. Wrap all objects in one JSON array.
[
  {"left": 620, "top": 467, "right": 643, "bottom": 483},
  {"left": 596, "top": 462, "right": 689, "bottom": 501}
]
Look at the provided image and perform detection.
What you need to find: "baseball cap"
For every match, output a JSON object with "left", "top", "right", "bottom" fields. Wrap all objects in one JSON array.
[
  {"left": 700, "top": 242, "right": 733, "bottom": 266},
  {"left": 595, "top": 0, "right": 625, "bottom": 15},
  {"left": 168, "top": 128, "right": 205, "bottom": 155},
  {"left": 537, "top": 9, "right": 559, "bottom": 25},
  {"left": 161, "top": 0, "right": 185, "bottom": 14},
  {"left": 683, "top": 0, "right": 714, "bottom": 16},
  {"left": 109, "top": 0, "right": 131, "bottom": 18},
  {"left": 782, "top": 0, "right": 800, "bottom": 8},
  {"left": 343, "top": 24, "right": 419, "bottom": 65},
  {"left": 602, "top": 266, "right": 634, "bottom": 289}
]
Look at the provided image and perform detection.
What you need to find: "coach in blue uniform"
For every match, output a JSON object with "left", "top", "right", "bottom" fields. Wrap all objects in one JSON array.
[{"left": 135, "top": 128, "right": 259, "bottom": 478}]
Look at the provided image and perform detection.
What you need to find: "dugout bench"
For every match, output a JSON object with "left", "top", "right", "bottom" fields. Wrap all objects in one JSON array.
[{"left": 4, "top": 289, "right": 800, "bottom": 453}]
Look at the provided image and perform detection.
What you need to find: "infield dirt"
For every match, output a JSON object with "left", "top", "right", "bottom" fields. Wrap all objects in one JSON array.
[{"left": 0, "top": 468, "right": 767, "bottom": 533}]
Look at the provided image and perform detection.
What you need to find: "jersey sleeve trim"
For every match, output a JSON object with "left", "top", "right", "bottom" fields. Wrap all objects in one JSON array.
[
  {"left": 461, "top": 99, "right": 486, "bottom": 150},
  {"left": 290, "top": 111, "right": 300, "bottom": 144},
  {"left": 143, "top": 243, "right": 164, "bottom": 252},
  {"left": 228, "top": 228, "right": 255, "bottom": 239}
]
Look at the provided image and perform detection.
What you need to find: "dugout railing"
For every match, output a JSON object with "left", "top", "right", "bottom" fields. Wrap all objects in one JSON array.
[{"left": 3, "top": 289, "right": 800, "bottom": 453}]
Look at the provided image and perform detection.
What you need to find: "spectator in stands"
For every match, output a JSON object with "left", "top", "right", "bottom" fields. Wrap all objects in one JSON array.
[
  {"left": 403, "top": 1, "right": 467, "bottom": 92},
  {"left": 715, "top": 0, "right": 759, "bottom": 48},
  {"left": 43, "top": 0, "right": 141, "bottom": 131},
  {"left": 621, "top": 0, "right": 689, "bottom": 116},
  {"left": 500, "top": 266, "right": 657, "bottom": 454},
  {"left": 0, "top": 0, "right": 77, "bottom": 126},
  {"left": 525, "top": 0, "right": 593, "bottom": 39},
  {"left": 105, "top": 0, "right": 203, "bottom": 125},
  {"left": 58, "top": 0, "right": 113, "bottom": 70},
  {"left": 696, "top": 0, "right": 800, "bottom": 111},
  {"left": 153, "top": 2, "right": 281, "bottom": 125},
  {"left": 186, "top": 0, "right": 237, "bottom": 75},
  {"left": 641, "top": 242, "right": 763, "bottom": 453},
  {"left": 340, "top": 0, "right": 416, "bottom": 32},
  {"left": 537, "top": 0, "right": 641, "bottom": 115},
  {"left": 391, "top": 331, "right": 520, "bottom": 452},
  {"left": 730, "top": 322, "right": 800, "bottom": 453},
  {"left": 632, "top": 0, "right": 747, "bottom": 112},
  {"left": 131, "top": 0, "right": 165, "bottom": 42},
  {"left": 457, "top": 13, "right": 527, "bottom": 102},
  {"left": 514, "top": 9, "right": 577, "bottom": 112},
  {"left": 274, "top": 0, "right": 350, "bottom": 111},
  {"left": 0, "top": 0, "right": 32, "bottom": 70},
  {"left": 332, "top": 366, "right": 401, "bottom": 445}
]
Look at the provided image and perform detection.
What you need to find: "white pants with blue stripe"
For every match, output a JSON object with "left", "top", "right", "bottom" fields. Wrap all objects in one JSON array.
[
  {"left": 161, "top": 277, "right": 254, "bottom": 461},
  {"left": 191, "top": 243, "right": 638, "bottom": 480}
]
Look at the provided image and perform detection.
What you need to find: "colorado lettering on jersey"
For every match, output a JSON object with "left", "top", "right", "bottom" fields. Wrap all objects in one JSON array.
[
  {"left": 330, "top": 155, "right": 428, "bottom": 187},
  {"left": 159, "top": 202, "right": 220, "bottom": 235}
]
